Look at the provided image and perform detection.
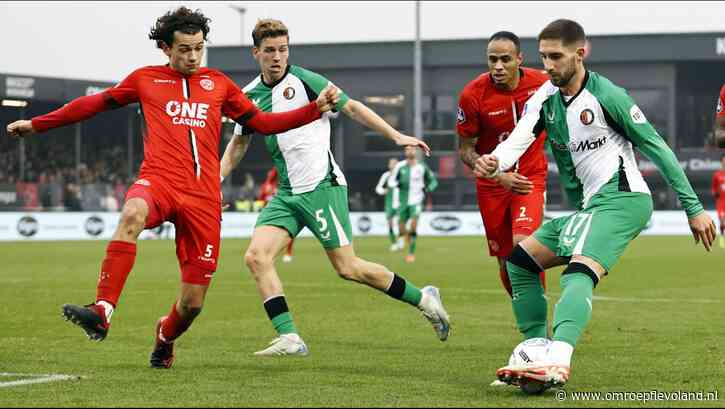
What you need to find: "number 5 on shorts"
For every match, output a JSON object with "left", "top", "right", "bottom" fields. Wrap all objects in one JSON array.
[{"left": 315, "top": 209, "right": 328, "bottom": 232}]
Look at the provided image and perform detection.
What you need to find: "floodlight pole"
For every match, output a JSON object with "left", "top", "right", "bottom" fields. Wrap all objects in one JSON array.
[
  {"left": 230, "top": 5, "right": 247, "bottom": 45},
  {"left": 413, "top": 1, "right": 423, "bottom": 154}
]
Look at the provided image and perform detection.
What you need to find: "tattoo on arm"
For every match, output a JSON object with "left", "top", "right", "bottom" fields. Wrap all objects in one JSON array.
[{"left": 458, "top": 136, "right": 480, "bottom": 170}]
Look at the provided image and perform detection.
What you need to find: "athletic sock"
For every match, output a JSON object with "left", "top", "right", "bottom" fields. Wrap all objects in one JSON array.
[
  {"left": 385, "top": 273, "right": 422, "bottom": 306},
  {"left": 95, "top": 240, "right": 136, "bottom": 308},
  {"left": 409, "top": 232, "right": 417, "bottom": 255},
  {"left": 552, "top": 272, "right": 594, "bottom": 349},
  {"left": 507, "top": 260, "right": 547, "bottom": 339},
  {"left": 160, "top": 302, "right": 193, "bottom": 343},
  {"left": 263, "top": 295, "right": 298, "bottom": 335}
]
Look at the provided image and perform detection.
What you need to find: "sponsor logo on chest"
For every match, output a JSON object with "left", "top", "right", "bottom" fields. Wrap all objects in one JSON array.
[{"left": 165, "top": 101, "right": 210, "bottom": 128}]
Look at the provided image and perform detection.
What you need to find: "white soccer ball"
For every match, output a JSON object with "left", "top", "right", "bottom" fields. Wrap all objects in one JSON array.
[
  {"left": 507, "top": 337, "right": 552, "bottom": 395},
  {"left": 508, "top": 337, "right": 551, "bottom": 366}
]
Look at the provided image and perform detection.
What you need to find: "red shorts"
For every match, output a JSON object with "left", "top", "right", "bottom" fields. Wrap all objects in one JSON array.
[
  {"left": 717, "top": 201, "right": 725, "bottom": 221},
  {"left": 476, "top": 183, "right": 546, "bottom": 257},
  {"left": 125, "top": 177, "right": 221, "bottom": 285}
]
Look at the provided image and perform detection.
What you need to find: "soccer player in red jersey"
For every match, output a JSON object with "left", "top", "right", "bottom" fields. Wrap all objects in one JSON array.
[
  {"left": 712, "top": 154, "right": 725, "bottom": 248},
  {"left": 457, "top": 31, "right": 549, "bottom": 297},
  {"left": 5, "top": 7, "right": 338, "bottom": 368},
  {"left": 715, "top": 84, "right": 725, "bottom": 148}
]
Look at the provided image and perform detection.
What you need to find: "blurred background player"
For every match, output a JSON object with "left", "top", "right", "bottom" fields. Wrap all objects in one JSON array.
[
  {"left": 715, "top": 83, "right": 725, "bottom": 148},
  {"left": 477, "top": 19, "right": 716, "bottom": 390},
  {"left": 388, "top": 145, "right": 438, "bottom": 263},
  {"left": 375, "top": 157, "right": 403, "bottom": 251},
  {"left": 258, "top": 167, "right": 295, "bottom": 262},
  {"left": 220, "top": 19, "right": 449, "bottom": 357},
  {"left": 457, "top": 31, "right": 549, "bottom": 297},
  {"left": 6, "top": 7, "right": 338, "bottom": 369},
  {"left": 712, "top": 154, "right": 725, "bottom": 248}
]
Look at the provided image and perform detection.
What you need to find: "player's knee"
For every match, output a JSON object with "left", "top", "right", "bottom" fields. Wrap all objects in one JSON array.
[
  {"left": 333, "top": 257, "right": 363, "bottom": 282},
  {"left": 177, "top": 302, "right": 203, "bottom": 320},
  {"left": 507, "top": 244, "right": 541, "bottom": 276},
  {"left": 119, "top": 202, "right": 147, "bottom": 232},
  {"left": 244, "top": 247, "right": 273, "bottom": 273},
  {"left": 562, "top": 262, "right": 599, "bottom": 288}
]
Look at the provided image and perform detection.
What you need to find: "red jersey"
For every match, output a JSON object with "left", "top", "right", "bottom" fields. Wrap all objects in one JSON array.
[
  {"left": 713, "top": 169, "right": 725, "bottom": 205},
  {"left": 717, "top": 84, "right": 725, "bottom": 118},
  {"left": 457, "top": 67, "right": 549, "bottom": 189},
  {"left": 32, "top": 65, "right": 322, "bottom": 203}
]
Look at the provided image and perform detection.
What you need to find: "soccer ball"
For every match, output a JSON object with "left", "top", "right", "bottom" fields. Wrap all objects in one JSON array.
[
  {"left": 508, "top": 337, "right": 551, "bottom": 366},
  {"left": 508, "top": 337, "right": 551, "bottom": 395}
]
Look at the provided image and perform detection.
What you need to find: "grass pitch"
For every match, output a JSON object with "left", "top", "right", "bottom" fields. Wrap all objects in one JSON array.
[{"left": 0, "top": 236, "right": 723, "bottom": 407}]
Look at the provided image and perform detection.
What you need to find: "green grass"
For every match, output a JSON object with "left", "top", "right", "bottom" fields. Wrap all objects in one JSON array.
[{"left": 0, "top": 236, "right": 723, "bottom": 407}]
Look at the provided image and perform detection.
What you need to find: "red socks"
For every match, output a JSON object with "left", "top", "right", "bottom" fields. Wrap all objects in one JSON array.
[
  {"left": 96, "top": 240, "right": 136, "bottom": 306},
  {"left": 160, "top": 303, "right": 193, "bottom": 343}
]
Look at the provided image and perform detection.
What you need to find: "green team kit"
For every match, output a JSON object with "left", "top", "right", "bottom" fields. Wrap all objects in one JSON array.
[
  {"left": 234, "top": 65, "right": 352, "bottom": 249},
  {"left": 494, "top": 71, "right": 704, "bottom": 271},
  {"left": 375, "top": 170, "right": 399, "bottom": 220},
  {"left": 388, "top": 160, "right": 439, "bottom": 223}
]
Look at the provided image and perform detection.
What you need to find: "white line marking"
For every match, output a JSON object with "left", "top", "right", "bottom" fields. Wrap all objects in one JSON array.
[{"left": 0, "top": 373, "right": 81, "bottom": 388}]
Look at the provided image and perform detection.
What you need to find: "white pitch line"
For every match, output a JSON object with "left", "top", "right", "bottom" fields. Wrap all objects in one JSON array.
[{"left": 0, "top": 373, "right": 81, "bottom": 388}]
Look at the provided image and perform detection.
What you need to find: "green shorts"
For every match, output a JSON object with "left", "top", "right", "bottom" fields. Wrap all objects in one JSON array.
[
  {"left": 256, "top": 185, "right": 352, "bottom": 249},
  {"left": 534, "top": 192, "right": 653, "bottom": 271},
  {"left": 398, "top": 203, "right": 422, "bottom": 224}
]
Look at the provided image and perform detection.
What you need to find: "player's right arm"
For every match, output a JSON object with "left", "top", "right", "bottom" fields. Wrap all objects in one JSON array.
[
  {"left": 482, "top": 83, "right": 552, "bottom": 178},
  {"left": 375, "top": 172, "right": 389, "bottom": 196},
  {"left": 7, "top": 70, "right": 140, "bottom": 138},
  {"left": 387, "top": 161, "right": 403, "bottom": 189},
  {"left": 220, "top": 126, "right": 252, "bottom": 179}
]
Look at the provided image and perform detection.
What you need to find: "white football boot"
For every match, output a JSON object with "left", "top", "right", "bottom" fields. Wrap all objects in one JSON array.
[
  {"left": 254, "top": 333, "right": 309, "bottom": 357},
  {"left": 418, "top": 286, "right": 451, "bottom": 341}
]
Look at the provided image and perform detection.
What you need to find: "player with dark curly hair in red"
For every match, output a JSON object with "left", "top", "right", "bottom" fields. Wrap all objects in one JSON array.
[{"left": 6, "top": 6, "right": 339, "bottom": 369}]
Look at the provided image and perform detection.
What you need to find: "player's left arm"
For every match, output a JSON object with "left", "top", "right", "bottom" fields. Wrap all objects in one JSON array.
[
  {"left": 220, "top": 124, "right": 252, "bottom": 180},
  {"left": 600, "top": 89, "right": 716, "bottom": 250},
  {"left": 375, "top": 172, "right": 389, "bottom": 196},
  {"left": 423, "top": 164, "right": 439, "bottom": 193}
]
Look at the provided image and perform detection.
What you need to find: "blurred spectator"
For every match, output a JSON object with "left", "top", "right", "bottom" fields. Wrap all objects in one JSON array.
[
  {"left": 101, "top": 186, "right": 120, "bottom": 211},
  {"left": 63, "top": 182, "right": 82, "bottom": 211}
]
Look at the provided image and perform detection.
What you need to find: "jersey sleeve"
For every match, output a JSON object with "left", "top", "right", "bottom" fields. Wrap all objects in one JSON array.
[
  {"left": 375, "top": 172, "right": 389, "bottom": 196},
  {"left": 221, "top": 75, "right": 260, "bottom": 124},
  {"left": 423, "top": 164, "right": 439, "bottom": 192},
  {"left": 292, "top": 66, "right": 350, "bottom": 111},
  {"left": 388, "top": 162, "right": 403, "bottom": 188},
  {"left": 717, "top": 85, "right": 725, "bottom": 117},
  {"left": 31, "top": 70, "right": 140, "bottom": 132},
  {"left": 599, "top": 86, "right": 704, "bottom": 218},
  {"left": 490, "top": 81, "right": 553, "bottom": 173},
  {"left": 456, "top": 87, "right": 481, "bottom": 138}
]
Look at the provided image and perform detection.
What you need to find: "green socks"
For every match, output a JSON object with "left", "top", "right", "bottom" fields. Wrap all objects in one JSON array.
[
  {"left": 552, "top": 272, "right": 594, "bottom": 347},
  {"left": 507, "top": 260, "right": 548, "bottom": 339},
  {"left": 264, "top": 296, "right": 298, "bottom": 335},
  {"left": 386, "top": 273, "right": 423, "bottom": 306},
  {"left": 409, "top": 233, "right": 417, "bottom": 255},
  {"left": 388, "top": 227, "right": 397, "bottom": 244}
]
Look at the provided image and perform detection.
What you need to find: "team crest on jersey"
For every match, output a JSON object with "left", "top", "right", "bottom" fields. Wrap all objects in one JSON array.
[
  {"left": 629, "top": 105, "right": 647, "bottom": 124},
  {"left": 456, "top": 107, "right": 466, "bottom": 124},
  {"left": 283, "top": 86, "right": 296, "bottom": 100},
  {"left": 718, "top": 98, "right": 723, "bottom": 114},
  {"left": 580, "top": 108, "right": 594, "bottom": 125},
  {"left": 200, "top": 79, "right": 214, "bottom": 91}
]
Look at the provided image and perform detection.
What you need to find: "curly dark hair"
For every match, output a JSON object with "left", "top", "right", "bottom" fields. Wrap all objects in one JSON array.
[{"left": 149, "top": 7, "right": 211, "bottom": 49}]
